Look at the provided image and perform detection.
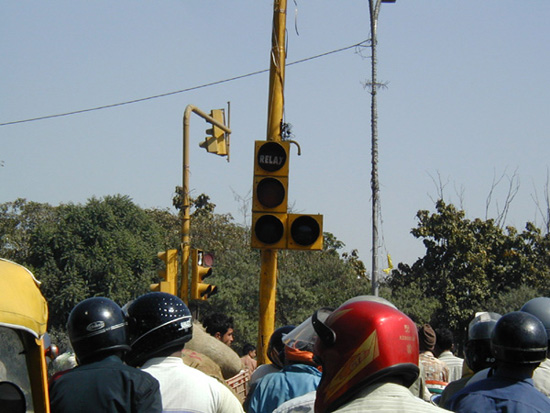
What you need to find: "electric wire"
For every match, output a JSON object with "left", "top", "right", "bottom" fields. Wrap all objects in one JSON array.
[{"left": 0, "top": 40, "right": 369, "bottom": 127}]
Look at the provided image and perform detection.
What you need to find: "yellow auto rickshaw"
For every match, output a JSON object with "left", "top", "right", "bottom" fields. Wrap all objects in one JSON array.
[{"left": 0, "top": 258, "right": 50, "bottom": 412}]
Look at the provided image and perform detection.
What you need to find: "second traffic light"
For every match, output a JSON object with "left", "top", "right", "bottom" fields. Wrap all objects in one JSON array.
[
  {"left": 191, "top": 248, "right": 218, "bottom": 300},
  {"left": 199, "top": 109, "right": 228, "bottom": 156},
  {"left": 151, "top": 249, "right": 178, "bottom": 296}
]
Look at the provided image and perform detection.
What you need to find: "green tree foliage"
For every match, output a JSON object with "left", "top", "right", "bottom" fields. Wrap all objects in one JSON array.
[
  {"left": 386, "top": 200, "right": 550, "bottom": 344},
  {"left": 5, "top": 193, "right": 550, "bottom": 355},
  {"left": 0, "top": 199, "right": 56, "bottom": 262},
  {"left": 1, "top": 196, "right": 168, "bottom": 334},
  {"left": 0, "top": 192, "right": 370, "bottom": 352}
]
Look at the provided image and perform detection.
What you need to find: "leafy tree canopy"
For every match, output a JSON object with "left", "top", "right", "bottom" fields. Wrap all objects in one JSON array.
[
  {"left": 1, "top": 196, "right": 167, "bottom": 336},
  {"left": 0, "top": 193, "right": 369, "bottom": 352},
  {"left": 386, "top": 199, "right": 550, "bottom": 345}
]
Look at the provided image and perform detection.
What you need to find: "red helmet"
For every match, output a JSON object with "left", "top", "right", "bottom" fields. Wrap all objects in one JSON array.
[{"left": 313, "top": 300, "right": 419, "bottom": 413}]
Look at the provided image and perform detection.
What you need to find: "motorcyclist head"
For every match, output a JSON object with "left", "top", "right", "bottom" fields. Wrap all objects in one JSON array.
[
  {"left": 521, "top": 297, "right": 550, "bottom": 356},
  {"left": 464, "top": 312, "right": 501, "bottom": 372},
  {"left": 313, "top": 298, "right": 419, "bottom": 413},
  {"left": 267, "top": 325, "right": 295, "bottom": 368},
  {"left": 67, "top": 297, "right": 130, "bottom": 364},
  {"left": 124, "top": 292, "right": 193, "bottom": 367},
  {"left": 491, "top": 311, "right": 547, "bottom": 367},
  {"left": 282, "top": 310, "right": 332, "bottom": 367}
]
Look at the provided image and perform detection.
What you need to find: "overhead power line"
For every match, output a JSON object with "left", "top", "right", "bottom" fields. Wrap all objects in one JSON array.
[{"left": 0, "top": 40, "right": 369, "bottom": 127}]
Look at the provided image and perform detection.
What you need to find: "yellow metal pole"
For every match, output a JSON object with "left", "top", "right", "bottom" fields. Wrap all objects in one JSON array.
[
  {"left": 181, "top": 105, "right": 231, "bottom": 304},
  {"left": 266, "top": 0, "right": 287, "bottom": 143},
  {"left": 257, "top": 0, "right": 287, "bottom": 365}
]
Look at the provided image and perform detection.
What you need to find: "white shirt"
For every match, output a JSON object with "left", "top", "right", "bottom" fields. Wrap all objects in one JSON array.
[
  {"left": 273, "top": 390, "right": 316, "bottom": 413},
  {"left": 141, "top": 356, "right": 244, "bottom": 413},
  {"left": 533, "top": 358, "right": 550, "bottom": 397},
  {"left": 334, "top": 382, "right": 449, "bottom": 412},
  {"left": 438, "top": 351, "right": 464, "bottom": 383},
  {"left": 249, "top": 363, "right": 279, "bottom": 387}
]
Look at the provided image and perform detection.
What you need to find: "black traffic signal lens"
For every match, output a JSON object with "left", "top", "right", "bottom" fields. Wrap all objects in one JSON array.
[
  {"left": 202, "top": 285, "right": 218, "bottom": 298},
  {"left": 291, "top": 216, "right": 321, "bottom": 246},
  {"left": 257, "top": 142, "right": 287, "bottom": 173},
  {"left": 255, "top": 215, "right": 284, "bottom": 244},
  {"left": 256, "top": 178, "right": 285, "bottom": 208}
]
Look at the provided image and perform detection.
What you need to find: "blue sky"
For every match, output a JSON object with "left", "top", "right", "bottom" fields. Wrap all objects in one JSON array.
[{"left": 2, "top": 1, "right": 550, "bottom": 271}]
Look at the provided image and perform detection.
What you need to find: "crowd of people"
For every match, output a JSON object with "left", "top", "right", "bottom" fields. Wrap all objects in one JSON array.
[{"left": 45, "top": 292, "right": 550, "bottom": 412}]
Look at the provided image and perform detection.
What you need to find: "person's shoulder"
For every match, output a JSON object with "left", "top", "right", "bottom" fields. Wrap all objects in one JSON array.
[
  {"left": 439, "top": 351, "right": 462, "bottom": 362},
  {"left": 250, "top": 364, "right": 279, "bottom": 382},
  {"left": 115, "top": 360, "right": 160, "bottom": 386},
  {"left": 283, "top": 363, "right": 321, "bottom": 375},
  {"left": 273, "top": 390, "right": 316, "bottom": 413},
  {"left": 446, "top": 391, "right": 495, "bottom": 412},
  {"left": 180, "top": 360, "right": 232, "bottom": 392},
  {"left": 444, "top": 375, "right": 511, "bottom": 410}
]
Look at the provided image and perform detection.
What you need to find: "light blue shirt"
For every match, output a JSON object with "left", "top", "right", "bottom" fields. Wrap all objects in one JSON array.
[{"left": 248, "top": 364, "right": 321, "bottom": 413}]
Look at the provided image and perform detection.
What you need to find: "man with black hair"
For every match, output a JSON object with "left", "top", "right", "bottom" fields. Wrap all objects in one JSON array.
[
  {"left": 203, "top": 313, "right": 235, "bottom": 347},
  {"left": 240, "top": 343, "right": 257, "bottom": 373},
  {"left": 436, "top": 327, "right": 463, "bottom": 383}
]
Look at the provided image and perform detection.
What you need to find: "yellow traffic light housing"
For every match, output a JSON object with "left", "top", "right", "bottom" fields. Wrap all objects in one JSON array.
[
  {"left": 199, "top": 109, "right": 228, "bottom": 156},
  {"left": 152, "top": 249, "right": 178, "bottom": 295},
  {"left": 251, "top": 140, "right": 323, "bottom": 250},
  {"left": 251, "top": 213, "right": 288, "bottom": 249},
  {"left": 191, "top": 248, "right": 217, "bottom": 300},
  {"left": 251, "top": 141, "right": 290, "bottom": 249},
  {"left": 287, "top": 214, "right": 323, "bottom": 250},
  {"left": 253, "top": 140, "right": 289, "bottom": 177}
]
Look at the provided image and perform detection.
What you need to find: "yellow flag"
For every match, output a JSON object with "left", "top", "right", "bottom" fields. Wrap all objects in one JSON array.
[{"left": 382, "top": 254, "right": 393, "bottom": 274}]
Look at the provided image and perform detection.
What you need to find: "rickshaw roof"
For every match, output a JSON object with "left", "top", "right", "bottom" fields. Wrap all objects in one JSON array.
[{"left": 0, "top": 259, "right": 48, "bottom": 338}]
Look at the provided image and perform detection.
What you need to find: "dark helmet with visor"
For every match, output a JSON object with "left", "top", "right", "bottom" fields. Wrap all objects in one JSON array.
[
  {"left": 464, "top": 312, "right": 501, "bottom": 372},
  {"left": 267, "top": 325, "right": 295, "bottom": 368}
]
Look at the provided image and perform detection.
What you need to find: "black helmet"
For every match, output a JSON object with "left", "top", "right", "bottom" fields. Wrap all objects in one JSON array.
[
  {"left": 67, "top": 297, "right": 130, "bottom": 364},
  {"left": 521, "top": 297, "right": 550, "bottom": 345},
  {"left": 464, "top": 312, "right": 501, "bottom": 372},
  {"left": 125, "top": 292, "right": 192, "bottom": 367},
  {"left": 267, "top": 325, "right": 295, "bottom": 368},
  {"left": 491, "top": 311, "right": 548, "bottom": 365}
]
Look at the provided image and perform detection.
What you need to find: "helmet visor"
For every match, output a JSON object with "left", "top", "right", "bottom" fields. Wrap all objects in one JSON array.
[{"left": 284, "top": 308, "right": 333, "bottom": 352}]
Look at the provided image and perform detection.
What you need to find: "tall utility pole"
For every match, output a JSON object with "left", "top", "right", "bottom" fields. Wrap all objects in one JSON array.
[
  {"left": 257, "top": 0, "right": 287, "bottom": 364},
  {"left": 368, "top": 0, "right": 394, "bottom": 296}
]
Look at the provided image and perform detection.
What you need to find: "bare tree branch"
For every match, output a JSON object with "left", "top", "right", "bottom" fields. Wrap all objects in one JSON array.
[
  {"left": 427, "top": 171, "right": 449, "bottom": 204},
  {"left": 231, "top": 188, "right": 252, "bottom": 227},
  {"left": 454, "top": 182, "right": 466, "bottom": 210},
  {"left": 531, "top": 168, "right": 550, "bottom": 234},
  {"left": 493, "top": 168, "right": 520, "bottom": 228},
  {"left": 486, "top": 169, "right": 507, "bottom": 220}
]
